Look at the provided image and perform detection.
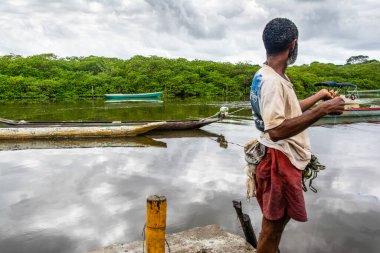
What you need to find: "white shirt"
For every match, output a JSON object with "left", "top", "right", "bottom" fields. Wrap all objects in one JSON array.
[{"left": 257, "top": 64, "right": 311, "bottom": 170}]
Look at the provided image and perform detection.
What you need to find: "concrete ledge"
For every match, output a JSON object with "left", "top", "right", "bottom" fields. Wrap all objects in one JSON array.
[{"left": 89, "top": 224, "right": 256, "bottom": 253}]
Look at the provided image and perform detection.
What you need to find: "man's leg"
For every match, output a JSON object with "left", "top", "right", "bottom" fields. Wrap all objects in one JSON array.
[{"left": 256, "top": 215, "right": 290, "bottom": 253}]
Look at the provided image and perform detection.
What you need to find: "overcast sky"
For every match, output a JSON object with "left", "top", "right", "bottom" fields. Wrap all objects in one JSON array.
[{"left": 0, "top": 0, "right": 379, "bottom": 65}]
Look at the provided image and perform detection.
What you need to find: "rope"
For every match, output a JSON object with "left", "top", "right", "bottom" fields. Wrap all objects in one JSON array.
[
  {"left": 142, "top": 223, "right": 146, "bottom": 253},
  {"left": 201, "top": 112, "right": 221, "bottom": 120},
  {"left": 228, "top": 107, "right": 247, "bottom": 115},
  {"left": 201, "top": 107, "right": 248, "bottom": 120},
  {"left": 166, "top": 239, "right": 171, "bottom": 253}
]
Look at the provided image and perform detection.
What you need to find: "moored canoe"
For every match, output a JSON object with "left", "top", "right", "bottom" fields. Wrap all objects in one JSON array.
[{"left": 0, "top": 118, "right": 219, "bottom": 131}]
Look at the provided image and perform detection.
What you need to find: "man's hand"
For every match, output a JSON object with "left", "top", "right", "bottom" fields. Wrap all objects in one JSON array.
[
  {"left": 268, "top": 97, "right": 346, "bottom": 142},
  {"left": 319, "top": 97, "right": 345, "bottom": 115},
  {"left": 319, "top": 89, "right": 338, "bottom": 101},
  {"left": 299, "top": 89, "right": 339, "bottom": 112}
]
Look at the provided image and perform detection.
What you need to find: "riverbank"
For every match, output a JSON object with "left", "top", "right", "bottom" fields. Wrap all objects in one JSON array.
[
  {"left": 88, "top": 224, "right": 256, "bottom": 253},
  {"left": 1, "top": 54, "right": 379, "bottom": 100}
]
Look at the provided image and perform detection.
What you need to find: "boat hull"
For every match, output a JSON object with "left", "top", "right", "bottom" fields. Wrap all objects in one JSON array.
[
  {"left": 153, "top": 119, "right": 219, "bottom": 130},
  {"left": 315, "top": 108, "right": 380, "bottom": 126},
  {"left": 336, "top": 108, "right": 380, "bottom": 117},
  {"left": 0, "top": 118, "right": 219, "bottom": 131},
  {"left": 352, "top": 89, "right": 380, "bottom": 98},
  {"left": 0, "top": 122, "right": 165, "bottom": 140},
  {"left": 104, "top": 92, "right": 162, "bottom": 99}
]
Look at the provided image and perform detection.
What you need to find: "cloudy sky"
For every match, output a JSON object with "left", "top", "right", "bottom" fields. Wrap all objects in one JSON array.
[{"left": 0, "top": 0, "right": 379, "bottom": 64}]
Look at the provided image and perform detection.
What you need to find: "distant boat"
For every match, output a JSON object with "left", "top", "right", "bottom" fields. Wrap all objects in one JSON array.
[
  {"left": 104, "top": 92, "right": 163, "bottom": 100},
  {"left": 338, "top": 107, "right": 380, "bottom": 117},
  {"left": 314, "top": 81, "right": 361, "bottom": 108},
  {"left": 315, "top": 107, "right": 380, "bottom": 126},
  {"left": 105, "top": 98, "right": 163, "bottom": 103},
  {"left": 355, "top": 89, "right": 380, "bottom": 93},
  {"left": 312, "top": 82, "right": 380, "bottom": 125},
  {"left": 348, "top": 89, "right": 380, "bottom": 98}
]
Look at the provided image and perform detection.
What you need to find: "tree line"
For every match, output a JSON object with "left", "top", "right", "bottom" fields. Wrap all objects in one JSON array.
[{"left": 0, "top": 54, "right": 379, "bottom": 100}]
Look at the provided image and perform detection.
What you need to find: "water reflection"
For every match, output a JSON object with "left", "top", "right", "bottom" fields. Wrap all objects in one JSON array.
[
  {"left": 215, "top": 135, "right": 228, "bottom": 149},
  {"left": 0, "top": 120, "right": 380, "bottom": 253},
  {"left": 0, "top": 129, "right": 224, "bottom": 151},
  {"left": 283, "top": 123, "right": 380, "bottom": 253},
  {"left": 0, "top": 137, "right": 167, "bottom": 151}
]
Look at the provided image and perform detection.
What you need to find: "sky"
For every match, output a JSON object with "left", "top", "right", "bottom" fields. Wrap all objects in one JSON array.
[{"left": 0, "top": 0, "right": 379, "bottom": 65}]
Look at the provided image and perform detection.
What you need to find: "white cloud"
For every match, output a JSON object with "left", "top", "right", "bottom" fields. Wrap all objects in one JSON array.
[{"left": 0, "top": 0, "right": 379, "bottom": 64}]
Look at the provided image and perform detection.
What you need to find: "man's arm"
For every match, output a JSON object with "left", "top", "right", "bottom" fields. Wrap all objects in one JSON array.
[
  {"left": 268, "top": 97, "right": 345, "bottom": 142},
  {"left": 299, "top": 89, "right": 337, "bottom": 112}
]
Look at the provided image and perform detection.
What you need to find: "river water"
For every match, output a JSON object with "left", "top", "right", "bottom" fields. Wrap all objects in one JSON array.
[{"left": 0, "top": 99, "right": 379, "bottom": 253}]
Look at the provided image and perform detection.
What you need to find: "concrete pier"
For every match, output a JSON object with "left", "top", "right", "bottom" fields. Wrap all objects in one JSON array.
[{"left": 89, "top": 224, "right": 256, "bottom": 253}]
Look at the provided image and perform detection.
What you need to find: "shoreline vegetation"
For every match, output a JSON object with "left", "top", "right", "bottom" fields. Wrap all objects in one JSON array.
[{"left": 0, "top": 54, "right": 379, "bottom": 100}]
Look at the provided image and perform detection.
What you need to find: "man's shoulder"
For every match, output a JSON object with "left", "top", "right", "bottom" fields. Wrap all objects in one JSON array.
[
  {"left": 256, "top": 67, "right": 282, "bottom": 84},
  {"left": 260, "top": 75, "right": 283, "bottom": 93}
]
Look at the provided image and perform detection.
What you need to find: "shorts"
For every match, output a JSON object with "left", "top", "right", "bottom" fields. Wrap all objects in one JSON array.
[{"left": 255, "top": 147, "right": 307, "bottom": 222}]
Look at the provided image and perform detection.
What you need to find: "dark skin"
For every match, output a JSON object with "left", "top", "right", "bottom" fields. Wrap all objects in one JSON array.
[{"left": 266, "top": 39, "right": 346, "bottom": 142}]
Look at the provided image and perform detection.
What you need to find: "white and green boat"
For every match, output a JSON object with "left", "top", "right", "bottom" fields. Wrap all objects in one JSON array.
[{"left": 104, "top": 92, "right": 163, "bottom": 100}]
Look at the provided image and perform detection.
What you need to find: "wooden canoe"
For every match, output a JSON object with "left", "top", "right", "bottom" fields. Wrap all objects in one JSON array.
[
  {"left": 0, "top": 118, "right": 220, "bottom": 131},
  {"left": 0, "top": 122, "right": 166, "bottom": 140}
]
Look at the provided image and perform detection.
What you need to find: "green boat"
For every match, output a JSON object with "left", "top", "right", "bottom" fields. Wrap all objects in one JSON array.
[{"left": 104, "top": 92, "right": 163, "bottom": 100}]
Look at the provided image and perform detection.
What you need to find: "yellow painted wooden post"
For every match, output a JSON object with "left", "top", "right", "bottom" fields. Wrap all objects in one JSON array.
[{"left": 146, "top": 195, "right": 167, "bottom": 253}]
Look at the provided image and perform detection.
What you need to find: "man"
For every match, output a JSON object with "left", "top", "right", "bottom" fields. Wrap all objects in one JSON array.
[{"left": 250, "top": 18, "right": 345, "bottom": 253}]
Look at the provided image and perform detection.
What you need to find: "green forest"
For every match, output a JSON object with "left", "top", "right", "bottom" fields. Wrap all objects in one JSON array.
[{"left": 0, "top": 53, "right": 379, "bottom": 100}]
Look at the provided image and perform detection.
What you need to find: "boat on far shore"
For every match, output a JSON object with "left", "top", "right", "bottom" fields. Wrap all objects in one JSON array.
[
  {"left": 105, "top": 97, "right": 163, "bottom": 103},
  {"left": 104, "top": 92, "right": 163, "bottom": 100}
]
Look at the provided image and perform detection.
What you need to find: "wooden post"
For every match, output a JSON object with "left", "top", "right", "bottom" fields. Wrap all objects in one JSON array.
[
  {"left": 232, "top": 200, "right": 258, "bottom": 249},
  {"left": 146, "top": 195, "right": 167, "bottom": 253}
]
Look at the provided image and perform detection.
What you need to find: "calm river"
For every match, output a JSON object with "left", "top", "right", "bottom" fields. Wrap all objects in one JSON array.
[{"left": 0, "top": 99, "right": 379, "bottom": 253}]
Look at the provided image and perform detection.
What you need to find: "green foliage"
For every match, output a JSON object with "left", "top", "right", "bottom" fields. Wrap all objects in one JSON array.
[
  {"left": 0, "top": 54, "right": 379, "bottom": 100},
  {"left": 286, "top": 61, "right": 380, "bottom": 97}
]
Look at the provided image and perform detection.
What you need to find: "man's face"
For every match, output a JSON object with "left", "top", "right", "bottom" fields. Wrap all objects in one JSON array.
[{"left": 287, "top": 40, "right": 298, "bottom": 65}]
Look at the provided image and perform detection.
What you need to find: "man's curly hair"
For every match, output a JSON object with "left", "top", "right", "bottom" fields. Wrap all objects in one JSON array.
[{"left": 263, "top": 18, "right": 298, "bottom": 55}]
